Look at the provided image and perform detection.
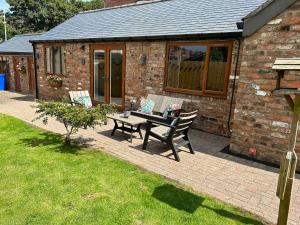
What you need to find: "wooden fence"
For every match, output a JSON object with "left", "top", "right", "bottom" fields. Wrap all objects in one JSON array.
[{"left": 167, "top": 61, "right": 226, "bottom": 91}]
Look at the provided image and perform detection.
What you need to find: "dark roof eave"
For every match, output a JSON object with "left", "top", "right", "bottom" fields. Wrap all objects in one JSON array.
[
  {"left": 30, "top": 32, "right": 243, "bottom": 44},
  {"left": 243, "top": 0, "right": 297, "bottom": 36},
  {"left": 0, "top": 51, "right": 33, "bottom": 56}
]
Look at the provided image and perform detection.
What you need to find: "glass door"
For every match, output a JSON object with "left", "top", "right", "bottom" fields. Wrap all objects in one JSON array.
[
  {"left": 93, "top": 49, "right": 106, "bottom": 103},
  {"left": 109, "top": 49, "right": 123, "bottom": 105},
  {"left": 91, "top": 45, "right": 125, "bottom": 108}
]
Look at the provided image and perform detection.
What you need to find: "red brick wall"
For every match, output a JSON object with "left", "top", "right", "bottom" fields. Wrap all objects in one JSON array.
[
  {"left": 3, "top": 55, "right": 33, "bottom": 95},
  {"left": 35, "top": 39, "right": 240, "bottom": 136},
  {"left": 230, "top": 0, "right": 300, "bottom": 169},
  {"left": 35, "top": 43, "right": 90, "bottom": 100},
  {"left": 125, "top": 41, "right": 241, "bottom": 136}
]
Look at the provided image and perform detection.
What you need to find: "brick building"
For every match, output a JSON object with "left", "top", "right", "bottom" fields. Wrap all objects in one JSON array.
[
  {"left": 231, "top": 0, "right": 300, "bottom": 168},
  {"left": 0, "top": 34, "right": 43, "bottom": 95},
  {"left": 29, "top": 0, "right": 300, "bottom": 169}
]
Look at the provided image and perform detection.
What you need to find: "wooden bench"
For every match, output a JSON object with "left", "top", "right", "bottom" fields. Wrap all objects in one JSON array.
[
  {"left": 69, "top": 91, "right": 93, "bottom": 108},
  {"left": 131, "top": 94, "right": 185, "bottom": 123},
  {"left": 142, "top": 110, "right": 198, "bottom": 161}
]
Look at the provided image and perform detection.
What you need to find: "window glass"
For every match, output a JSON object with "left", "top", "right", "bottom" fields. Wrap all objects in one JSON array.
[
  {"left": 61, "top": 47, "right": 65, "bottom": 75},
  {"left": 45, "top": 46, "right": 65, "bottom": 75},
  {"left": 165, "top": 42, "right": 231, "bottom": 96},
  {"left": 45, "top": 47, "right": 51, "bottom": 73},
  {"left": 110, "top": 50, "right": 123, "bottom": 105},
  {"left": 167, "top": 45, "right": 206, "bottom": 91},
  {"left": 52, "top": 47, "right": 61, "bottom": 74},
  {"left": 94, "top": 50, "right": 105, "bottom": 102},
  {"left": 206, "top": 47, "right": 229, "bottom": 92},
  {"left": 0, "top": 57, "right": 9, "bottom": 74}
]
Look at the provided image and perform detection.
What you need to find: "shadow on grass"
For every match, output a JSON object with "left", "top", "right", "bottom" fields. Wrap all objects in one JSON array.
[
  {"left": 152, "top": 184, "right": 263, "bottom": 224},
  {"left": 20, "top": 132, "right": 83, "bottom": 154},
  {"left": 152, "top": 184, "right": 204, "bottom": 213}
]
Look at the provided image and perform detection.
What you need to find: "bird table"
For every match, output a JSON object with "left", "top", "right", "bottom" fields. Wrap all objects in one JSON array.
[{"left": 272, "top": 58, "right": 300, "bottom": 225}]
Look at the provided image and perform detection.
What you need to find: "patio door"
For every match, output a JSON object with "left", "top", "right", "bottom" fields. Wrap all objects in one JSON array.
[
  {"left": 12, "top": 57, "right": 21, "bottom": 92},
  {"left": 27, "top": 57, "right": 35, "bottom": 94},
  {"left": 91, "top": 44, "right": 125, "bottom": 108}
]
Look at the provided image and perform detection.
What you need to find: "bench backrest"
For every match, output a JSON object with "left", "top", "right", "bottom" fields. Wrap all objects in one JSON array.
[
  {"left": 172, "top": 111, "right": 198, "bottom": 137},
  {"left": 147, "top": 94, "right": 184, "bottom": 114},
  {"left": 69, "top": 91, "right": 93, "bottom": 108}
]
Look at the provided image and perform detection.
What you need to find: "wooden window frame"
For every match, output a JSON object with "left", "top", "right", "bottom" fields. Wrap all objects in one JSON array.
[
  {"left": 44, "top": 44, "right": 66, "bottom": 76},
  {"left": 164, "top": 40, "right": 233, "bottom": 98}
]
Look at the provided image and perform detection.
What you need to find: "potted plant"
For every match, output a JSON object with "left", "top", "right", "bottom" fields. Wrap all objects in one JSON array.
[
  {"left": 16, "top": 62, "right": 27, "bottom": 75},
  {"left": 47, "top": 74, "right": 63, "bottom": 88}
]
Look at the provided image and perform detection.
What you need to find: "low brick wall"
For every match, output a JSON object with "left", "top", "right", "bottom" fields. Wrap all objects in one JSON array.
[
  {"left": 230, "top": 0, "right": 300, "bottom": 169},
  {"left": 35, "top": 39, "right": 240, "bottom": 136}
]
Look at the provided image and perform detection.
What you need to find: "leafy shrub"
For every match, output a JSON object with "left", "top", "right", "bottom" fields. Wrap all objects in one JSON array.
[
  {"left": 33, "top": 100, "right": 116, "bottom": 143},
  {"left": 46, "top": 74, "right": 64, "bottom": 82}
]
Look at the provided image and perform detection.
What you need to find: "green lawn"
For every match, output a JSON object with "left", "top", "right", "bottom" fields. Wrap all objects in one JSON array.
[{"left": 0, "top": 114, "right": 263, "bottom": 225}]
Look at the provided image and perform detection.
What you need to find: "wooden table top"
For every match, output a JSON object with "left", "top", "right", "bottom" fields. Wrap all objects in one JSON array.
[{"left": 107, "top": 113, "right": 147, "bottom": 126}]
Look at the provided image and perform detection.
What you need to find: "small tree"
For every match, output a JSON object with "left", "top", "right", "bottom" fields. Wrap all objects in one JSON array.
[{"left": 33, "top": 100, "right": 116, "bottom": 143}]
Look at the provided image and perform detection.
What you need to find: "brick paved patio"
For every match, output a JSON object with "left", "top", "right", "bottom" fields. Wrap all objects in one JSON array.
[{"left": 1, "top": 91, "right": 300, "bottom": 225}]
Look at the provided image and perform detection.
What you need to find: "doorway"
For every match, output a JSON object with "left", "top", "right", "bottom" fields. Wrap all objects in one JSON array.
[
  {"left": 12, "top": 57, "right": 21, "bottom": 92},
  {"left": 91, "top": 44, "right": 125, "bottom": 108},
  {"left": 27, "top": 57, "right": 35, "bottom": 94}
]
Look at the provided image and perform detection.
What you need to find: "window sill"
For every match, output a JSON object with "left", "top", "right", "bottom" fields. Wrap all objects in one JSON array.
[
  {"left": 164, "top": 87, "right": 227, "bottom": 99},
  {"left": 46, "top": 73, "right": 65, "bottom": 76}
]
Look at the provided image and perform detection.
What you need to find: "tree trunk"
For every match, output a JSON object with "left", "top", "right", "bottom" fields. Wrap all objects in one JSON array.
[
  {"left": 63, "top": 120, "right": 72, "bottom": 144},
  {"left": 65, "top": 132, "right": 71, "bottom": 144}
]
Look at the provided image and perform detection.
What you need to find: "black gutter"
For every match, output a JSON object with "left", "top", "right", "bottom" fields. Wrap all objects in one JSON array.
[
  {"left": 32, "top": 43, "right": 39, "bottom": 100},
  {"left": 227, "top": 38, "right": 242, "bottom": 136},
  {"left": 29, "top": 32, "right": 243, "bottom": 44},
  {"left": 0, "top": 52, "right": 33, "bottom": 56}
]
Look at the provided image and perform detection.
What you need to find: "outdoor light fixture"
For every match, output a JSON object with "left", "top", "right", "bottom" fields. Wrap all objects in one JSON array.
[
  {"left": 139, "top": 43, "right": 147, "bottom": 65},
  {"left": 140, "top": 53, "right": 147, "bottom": 65},
  {"left": 236, "top": 21, "right": 244, "bottom": 30}
]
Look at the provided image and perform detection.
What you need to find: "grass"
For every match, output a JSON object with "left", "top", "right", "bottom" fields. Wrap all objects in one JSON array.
[{"left": 0, "top": 114, "right": 264, "bottom": 225}]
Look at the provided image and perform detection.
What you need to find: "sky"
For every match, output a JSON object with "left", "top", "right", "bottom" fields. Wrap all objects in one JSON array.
[{"left": 0, "top": 0, "right": 9, "bottom": 12}]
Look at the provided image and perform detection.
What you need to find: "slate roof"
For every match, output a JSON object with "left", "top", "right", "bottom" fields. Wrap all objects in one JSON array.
[
  {"left": 0, "top": 33, "right": 43, "bottom": 55},
  {"left": 32, "top": 0, "right": 268, "bottom": 43}
]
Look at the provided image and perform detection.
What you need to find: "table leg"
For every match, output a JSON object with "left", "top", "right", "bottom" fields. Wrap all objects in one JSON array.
[
  {"left": 137, "top": 124, "right": 143, "bottom": 139},
  {"left": 111, "top": 120, "right": 118, "bottom": 136},
  {"left": 122, "top": 122, "right": 125, "bottom": 133},
  {"left": 130, "top": 125, "right": 133, "bottom": 143}
]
